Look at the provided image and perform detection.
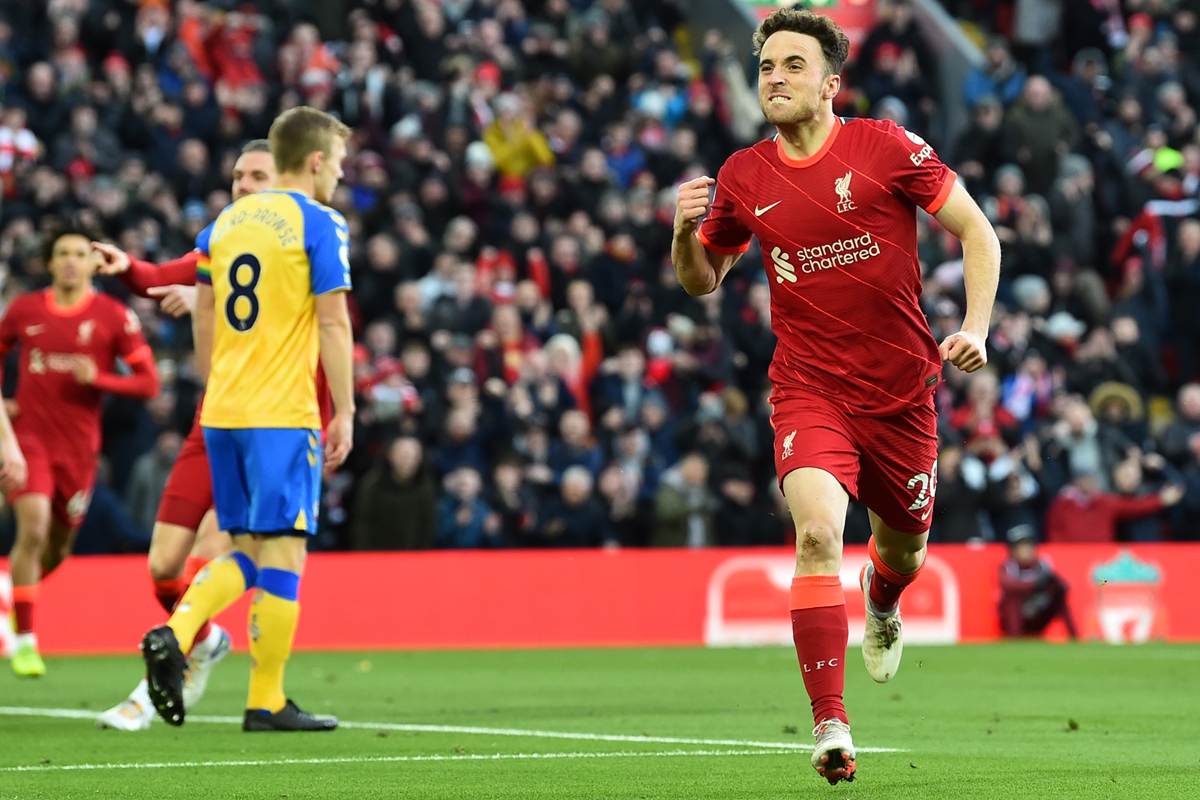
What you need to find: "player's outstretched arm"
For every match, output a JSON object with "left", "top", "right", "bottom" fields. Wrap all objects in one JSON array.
[
  {"left": 94, "top": 243, "right": 201, "bottom": 298},
  {"left": 0, "top": 396, "right": 26, "bottom": 494},
  {"left": 193, "top": 283, "right": 216, "bottom": 383},
  {"left": 316, "top": 290, "right": 355, "bottom": 471},
  {"left": 933, "top": 182, "right": 1001, "bottom": 373},
  {"left": 671, "top": 176, "right": 740, "bottom": 297}
]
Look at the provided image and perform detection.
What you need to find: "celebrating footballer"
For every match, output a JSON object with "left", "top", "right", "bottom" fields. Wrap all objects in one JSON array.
[{"left": 672, "top": 9, "right": 1000, "bottom": 784}]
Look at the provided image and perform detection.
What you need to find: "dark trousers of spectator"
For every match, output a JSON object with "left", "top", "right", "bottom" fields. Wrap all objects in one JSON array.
[{"left": 999, "top": 576, "right": 1079, "bottom": 639}]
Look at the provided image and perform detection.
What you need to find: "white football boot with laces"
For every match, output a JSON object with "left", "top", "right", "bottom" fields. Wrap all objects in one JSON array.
[
  {"left": 182, "top": 624, "right": 231, "bottom": 709},
  {"left": 811, "top": 719, "right": 856, "bottom": 784},
  {"left": 860, "top": 563, "right": 904, "bottom": 683},
  {"left": 96, "top": 679, "right": 154, "bottom": 731}
]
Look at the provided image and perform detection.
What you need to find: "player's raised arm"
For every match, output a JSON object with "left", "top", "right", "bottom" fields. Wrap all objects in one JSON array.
[
  {"left": 93, "top": 242, "right": 201, "bottom": 299},
  {"left": 933, "top": 182, "right": 1001, "bottom": 373},
  {"left": 671, "top": 175, "right": 745, "bottom": 296}
]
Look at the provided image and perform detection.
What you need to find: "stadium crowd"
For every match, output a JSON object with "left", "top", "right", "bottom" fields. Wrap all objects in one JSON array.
[{"left": 0, "top": 0, "right": 1197, "bottom": 554}]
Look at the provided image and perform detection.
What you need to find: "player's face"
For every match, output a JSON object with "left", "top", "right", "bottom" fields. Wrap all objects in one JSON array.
[
  {"left": 48, "top": 234, "right": 97, "bottom": 290},
  {"left": 758, "top": 31, "right": 839, "bottom": 126},
  {"left": 231, "top": 151, "right": 276, "bottom": 200},
  {"left": 313, "top": 135, "right": 347, "bottom": 205}
]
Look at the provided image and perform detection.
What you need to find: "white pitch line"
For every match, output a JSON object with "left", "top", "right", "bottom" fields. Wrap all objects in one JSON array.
[
  {"left": 0, "top": 748, "right": 795, "bottom": 773},
  {"left": 0, "top": 706, "right": 903, "bottom": 754}
]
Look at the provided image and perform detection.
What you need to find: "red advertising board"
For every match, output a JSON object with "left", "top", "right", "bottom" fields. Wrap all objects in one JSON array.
[{"left": 1, "top": 544, "right": 1197, "bottom": 656}]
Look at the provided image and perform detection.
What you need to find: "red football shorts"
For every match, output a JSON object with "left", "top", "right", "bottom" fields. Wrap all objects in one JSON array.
[
  {"left": 155, "top": 423, "right": 213, "bottom": 530},
  {"left": 10, "top": 433, "right": 98, "bottom": 528},
  {"left": 770, "top": 389, "right": 938, "bottom": 534}
]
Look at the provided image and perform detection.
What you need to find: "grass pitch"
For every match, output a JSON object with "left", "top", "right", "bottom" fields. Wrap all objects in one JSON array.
[{"left": 2, "top": 643, "right": 1198, "bottom": 799}]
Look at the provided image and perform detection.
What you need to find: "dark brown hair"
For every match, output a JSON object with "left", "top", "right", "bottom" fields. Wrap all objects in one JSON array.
[
  {"left": 267, "top": 107, "right": 352, "bottom": 175},
  {"left": 752, "top": 9, "right": 850, "bottom": 77},
  {"left": 41, "top": 220, "right": 97, "bottom": 264}
]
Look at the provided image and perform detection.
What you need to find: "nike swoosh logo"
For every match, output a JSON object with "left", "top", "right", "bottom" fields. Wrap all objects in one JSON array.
[
  {"left": 754, "top": 201, "right": 782, "bottom": 217},
  {"left": 25, "top": 325, "right": 45, "bottom": 336},
  {"left": 921, "top": 508, "right": 932, "bottom": 521}
]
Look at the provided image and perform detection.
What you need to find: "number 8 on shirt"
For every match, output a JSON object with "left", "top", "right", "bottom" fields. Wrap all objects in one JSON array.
[{"left": 195, "top": 189, "right": 351, "bottom": 535}]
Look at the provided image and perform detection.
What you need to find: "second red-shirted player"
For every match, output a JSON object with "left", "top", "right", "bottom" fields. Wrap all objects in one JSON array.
[{"left": 1, "top": 226, "right": 160, "bottom": 677}]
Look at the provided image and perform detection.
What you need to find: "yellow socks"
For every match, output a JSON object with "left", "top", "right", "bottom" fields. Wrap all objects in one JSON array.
[
  {"left": 246, "top": 568, "right": 301, "bottom": 714},
  {"left": 168, "top": 552, "right": 257, "bottom": 653}
]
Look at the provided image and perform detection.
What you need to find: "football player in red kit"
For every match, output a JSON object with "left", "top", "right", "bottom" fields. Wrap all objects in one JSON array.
[
  {"left": 1, "top": 226, "right": 160, "bottom": 677},
  {"left": 672, "top": 10, "right": 1000, "bottom": 784}
]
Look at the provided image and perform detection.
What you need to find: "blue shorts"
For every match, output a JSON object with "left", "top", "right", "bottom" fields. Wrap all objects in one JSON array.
[{"left": 202, "top": 427, "right": 322, "bottom": 536}]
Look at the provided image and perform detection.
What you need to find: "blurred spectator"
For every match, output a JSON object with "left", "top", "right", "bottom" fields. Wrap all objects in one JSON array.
[
  {"left": 964, "top": 37, "right": 1026, "bottom": 109},
  {"left": 653, "top": 452, "right": 717, "bottom": 547},
  {"left": 1159, "top": 383, "right": 1200, "bottom": 467},
  {"left": 549, "top": 409, "right": 605, "bottom": 480},
  {"left": 955, "top": 95, "right": 1007, "bottom": 198},
  {"left": 488, "top": 456, "right": 540, "bottom": 547},
  {"left": 536, "top": 465, "right": 615, "bottom": 547},
  {"left": 1003, "top": 76, "right": 1080, "bottom": 196},
  {"left": 352, "top": 437, "right": 437, "bottom": 551},
  {"left": 950, "top": 370, "right": 1020, "bottom": 462},
  {"left": 436, "top": 466, "right": 500, "bottom": 548},
  {"left": 713, "top": 463, "right": 782, "bottom": 546},
  {"left": 1044, "top": 467, "right": 1183, "bottom": 542},
  {"left": 124, "top": 430, "right": 182, "bottom": 534},
  {"left": 483, "top": 93, "right": 555, "bottom": 178},
  {"left": 997, "top": 525, "right": 1078, "bottom": 639}
]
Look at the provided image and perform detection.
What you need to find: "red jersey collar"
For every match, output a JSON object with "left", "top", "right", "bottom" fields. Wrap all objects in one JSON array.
[
  {"left": 44, "top": 287, "right": 96, "bottom": 317},
  {"left": 775, "top": 116, "right": 842, "bottom": 169}
]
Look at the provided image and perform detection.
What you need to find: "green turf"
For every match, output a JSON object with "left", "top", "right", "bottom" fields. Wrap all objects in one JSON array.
[{"left": 2, "top": 643, "right": 1199, "bottom": 799}]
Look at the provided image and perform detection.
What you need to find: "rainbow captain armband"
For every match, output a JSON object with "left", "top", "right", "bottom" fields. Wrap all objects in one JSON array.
[{"left": 196, "top": 255, "right": 212, "bottom": 285}]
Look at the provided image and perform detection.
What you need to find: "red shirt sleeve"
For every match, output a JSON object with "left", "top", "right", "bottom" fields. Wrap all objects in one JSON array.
[
  {"left": 874, "top": 121, "right": 957, "bottom": 215},
  {"left": 91, "top": 301, "right": 159, "bottom": 399},
  {"left": 119, "top": 251, "right": 201, "bottom": 297},
  {"left": 697, "top": 163, "right": 753, "bottom": 256}
]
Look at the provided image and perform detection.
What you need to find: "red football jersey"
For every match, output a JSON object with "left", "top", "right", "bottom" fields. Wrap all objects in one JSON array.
[
  {"left": 699, "top": 117, "right": 956, "bottom": 416},
  {"left": 0, "top": 290, "right": 152, "bottom": 463}
]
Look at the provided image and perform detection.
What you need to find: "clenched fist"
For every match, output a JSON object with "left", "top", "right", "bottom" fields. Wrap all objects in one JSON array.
[{"left": 674, "top": 176, "right": 715, "bottom": 235}]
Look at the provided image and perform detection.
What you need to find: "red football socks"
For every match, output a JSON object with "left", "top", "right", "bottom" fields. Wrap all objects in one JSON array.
[
  {"left": 789, "top": 575, "right": 849, "bottom": 725},
  {"left": 153, "top": 577, "right": 187, "bottom": 615},
  {"left": 183, "top": 556, "right": 207, "bottom": 585},
  {"left": 12, "top": 584, "right": 37, "bottom": 635},
  {"left": 867, "top": 537, "right": 923, "bottom": 614}
]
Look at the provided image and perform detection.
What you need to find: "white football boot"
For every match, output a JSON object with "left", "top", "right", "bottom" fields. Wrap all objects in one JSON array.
[
  {"left": 96, "top": 679, "right": 154, "bottom": 731},
  {"left": 811, "top": 719, "right": 856, "bottom": 784},
  {"left": 182, "top": 624, "right": 231, "bottom": 710},
  {"left": 860, "top": 563, "right": 904, "bottom": 683}
]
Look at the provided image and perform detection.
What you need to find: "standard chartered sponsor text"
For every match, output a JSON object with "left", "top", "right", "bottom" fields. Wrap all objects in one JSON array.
[{"left": 795, "top": 233, "right": 880, "bottom": 273}]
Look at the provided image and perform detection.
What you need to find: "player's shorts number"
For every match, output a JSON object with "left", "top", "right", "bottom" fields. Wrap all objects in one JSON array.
[{"left": 225, "top": 253, "right": 261, "bottom": 332}]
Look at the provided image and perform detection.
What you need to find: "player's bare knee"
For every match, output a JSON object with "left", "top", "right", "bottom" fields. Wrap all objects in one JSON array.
[
  {"left": 14, "top": 516, "right": 50, "bottom": 553},
  {"left": 795, "top": 520, "right": 841, "bottom": 565},
  {"left": 148, "top": 550, "right": 185, "bottom": 583},
  {"left": 873, "top": 529, "right": 928, "bottom": 573}
]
